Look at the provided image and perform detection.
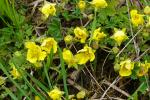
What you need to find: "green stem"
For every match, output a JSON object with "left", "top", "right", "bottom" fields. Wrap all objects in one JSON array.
[
  {"left": 89, "top": 9, "right": 97, "bottom": 46},
  {"left": 126, "top": 0, "right": 139, "bottom": 57}
]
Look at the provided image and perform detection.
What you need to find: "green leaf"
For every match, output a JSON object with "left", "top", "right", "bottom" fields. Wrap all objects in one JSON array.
[
  {"left": 25, "top": 71, "right": 49, "bottom": 92},
  {"left": 128, "top": 82, "right": 148, "bottom": 100},
  {"left": 9, "top": 51, "right": 25, "bottom": 67},
  {"left": 47, "top": 17, "right": 63, "bottom": 42}
]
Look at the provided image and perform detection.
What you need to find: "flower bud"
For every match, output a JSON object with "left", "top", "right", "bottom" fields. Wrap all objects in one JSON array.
[
  {"left": 112, "top": 47, "right": 119, "bottom": 54},
  {"left": 64, "top": 35, "right": 73, "bottom": 44},
  {"left": 144, "top": 6, "right": 150, "bottom": 15}
]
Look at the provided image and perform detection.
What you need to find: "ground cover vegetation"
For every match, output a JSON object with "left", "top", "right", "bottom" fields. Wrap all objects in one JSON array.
[{"left": 0, "top": 0, "right": 150, "bottom": 99}]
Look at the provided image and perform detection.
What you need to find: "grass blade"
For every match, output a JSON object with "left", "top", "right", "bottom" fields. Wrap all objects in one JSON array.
[
  {"left": 58, "top": 47, "right": 69, "bottom": 99},
  {"left": 0, "top": 63, "right": 30, "bottom": 100},
  {"left": 4, "top": 86, "right": 18, "bottom": 100},
  {"left": 44, "top": 49, "right": 54, "bottom": 89},
  {"left": 25, "top": 71, "right": 49, "bottom": 92},
  {"left": 12, "top": 62, "right": 45, "bottom": 100}
]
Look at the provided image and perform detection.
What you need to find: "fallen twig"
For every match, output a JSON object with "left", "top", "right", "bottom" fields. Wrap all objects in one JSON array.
[
  {"left": 102, "top": 80, "right": 131, "bottom": 97},
  {"left": 100, "top": 76, "right": 120, "bottom": 100}
]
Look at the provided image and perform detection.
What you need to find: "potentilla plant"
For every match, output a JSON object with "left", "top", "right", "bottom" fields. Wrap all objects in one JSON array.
[{"left": 0, "top": 0, "right": 150, "bottom": 99}]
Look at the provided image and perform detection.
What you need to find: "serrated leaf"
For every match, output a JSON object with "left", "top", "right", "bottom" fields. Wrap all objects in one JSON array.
[{"left": 47, "top": 17, "right": 63, "bottom": 42}]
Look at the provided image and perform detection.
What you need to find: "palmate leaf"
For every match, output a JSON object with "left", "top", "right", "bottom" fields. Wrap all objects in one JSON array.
[
  {"left": 47, "top": 17, "right": 63, "bottom": 42},
  {"left": 0, "top": 27, "right": 13, "bottom": 46}
]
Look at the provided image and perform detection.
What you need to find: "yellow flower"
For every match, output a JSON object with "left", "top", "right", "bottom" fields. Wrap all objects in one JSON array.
[
  {"left": 144, "top": 6, "right": 150, "bottom": 15},
  {"left": 119, "top": 59, "right": 134, "bottom": 77},
  {"left": 62, "top": 49, "right": 77, "bottom": 68},
  {"left": 10, "top": 67, "right": 21, "bottom": 79},
  {"left": 76, "top": 90, "right": 86, "bottom": 99},
  {"left": 92, "top": 27, "right": 106, "bottom": 41},
  {"left": 47, "top": 87, "right": 64, "bottom": 100},
  {"left": 75, "top": 45, "right": 95, "bottom": 64},
  {"left": 137, "top": 62, "right": 148, "bottom": 77},
  {"left": 64, "top": 35, "right": 73, "bottom": 44},
  {"left": 41, "top": 38, "right": 57, "bottom": 54},
  {"left": 39, "top": 1, "right": 56, "bottom": 19},
  {"left": 26, "top": 42, "right": 46, "bottom": 63},
  {"left": 78, "top": 0, "right": 86, "bottom": 11},
  {"left": 111, "top": 28, "right": 128, "bottom": 46},
  {"left": 74, "top": 27, "right": 88, "bottom": 43},
  {"left": 35, "top": 96, "right": 41, "bottom": 100},
  {"left": 91, "top": 0, "right": 108, "bottom": 9},
  {"left": 130, "top": 10, "right": 144, "bottom": 26},
  {"left": 25, "top": 42, "right": 36, "bottom": 49}
]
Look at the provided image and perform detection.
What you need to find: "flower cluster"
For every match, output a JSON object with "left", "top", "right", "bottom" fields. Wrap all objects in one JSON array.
[
  {"left": 63, "top": 45, "right": 95, "bottom": 68},
  {"left": 114, "top": 59, "right": 150, "bottom": 77},
  {"left": 2, "top": 0, "right": 150, "bottom": 99},
  {"left": 27, "top": 2, "right": 150, "bottom": 78},
  {"left": 62, "top": 25, "right": 130, "bottom": 69},
  {"left": 74, "top": 27, "right": 107, "bottom": 44},
  {"left": 25, "top": 38, "right": 57, "bottom": 67},
  {"left": 69, "top": 26, "right": 128, "bottom": 47}
]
